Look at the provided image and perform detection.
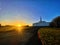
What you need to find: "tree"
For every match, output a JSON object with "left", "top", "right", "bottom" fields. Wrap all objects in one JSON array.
[
  {"left": 49, "top": 16, "right": 60, "bottom": 28},
  {"left": 0, "top": 24, "right": 1, "bottom": 27}
]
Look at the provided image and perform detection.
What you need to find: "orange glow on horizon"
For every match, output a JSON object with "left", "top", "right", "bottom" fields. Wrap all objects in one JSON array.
[{"left": 0, "top": 20, "right": 32, "bottom": 26}]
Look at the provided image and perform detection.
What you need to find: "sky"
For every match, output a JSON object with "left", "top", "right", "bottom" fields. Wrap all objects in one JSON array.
[{"left": 0, "top": 0, "right": 60, "bottom": 26}]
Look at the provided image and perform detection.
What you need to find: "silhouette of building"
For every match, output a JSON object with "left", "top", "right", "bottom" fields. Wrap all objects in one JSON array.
[{"left": 33, "top": 17, "right": 50, "bottom": 26}]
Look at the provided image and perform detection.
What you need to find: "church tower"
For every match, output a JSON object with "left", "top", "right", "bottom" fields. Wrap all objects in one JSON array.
[{"left": 40, "top": 16, "right": 42, "bottom": 22}]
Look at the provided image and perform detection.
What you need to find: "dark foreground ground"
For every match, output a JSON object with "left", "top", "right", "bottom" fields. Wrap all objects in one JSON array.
[{"left": 0, "top": 26, "right": 42, "bottom": 45}]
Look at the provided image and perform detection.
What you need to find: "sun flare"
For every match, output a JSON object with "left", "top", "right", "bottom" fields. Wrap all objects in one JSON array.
[
  {"left": 14, "top": 24, "right": 24, "bottom": 33},
  {"left": 17, "top": 24, "right": 21, "bottom": 27}
]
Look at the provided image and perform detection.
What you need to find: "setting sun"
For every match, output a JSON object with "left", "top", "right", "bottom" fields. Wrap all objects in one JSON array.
[{"left": 17, "top": 24, "right": 21, "bottom": 27}]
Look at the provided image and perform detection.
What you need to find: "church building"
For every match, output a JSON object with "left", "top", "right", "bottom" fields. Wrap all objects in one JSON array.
[{"left": 33, "top": 17, "right": 50, "bottom": 26}]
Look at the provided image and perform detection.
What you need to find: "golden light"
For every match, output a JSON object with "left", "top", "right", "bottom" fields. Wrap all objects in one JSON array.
[
  {"left": 17, "top": 24, "right": 21, "bottom": 27},
  {"left": 14, "top": 24, "right": 24, "bottom": 34}
]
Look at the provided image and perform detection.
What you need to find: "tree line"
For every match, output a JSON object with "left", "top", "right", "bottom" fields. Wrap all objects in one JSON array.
[{"left": 49, "top": 16, "right": 60, "bottom": 28}]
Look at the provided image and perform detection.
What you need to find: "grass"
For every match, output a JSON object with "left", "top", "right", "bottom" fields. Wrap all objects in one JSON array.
[
  {"left": 0, "top": 26, "right": 60, "bottom": 45},
  {"left": 38, "top": 27, "right": 60, "bottom": 45}
]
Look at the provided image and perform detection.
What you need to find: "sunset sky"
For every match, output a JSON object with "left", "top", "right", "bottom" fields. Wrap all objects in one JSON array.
[{"left": 0, "top": 0, "right": 60, "bottom": 26}]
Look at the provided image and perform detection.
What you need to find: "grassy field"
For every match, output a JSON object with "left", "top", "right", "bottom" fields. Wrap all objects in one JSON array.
[
  {"left": 0, "top": 26, "right": 60, "bottom": 45},
  {"left": 38, "top": 27, "right": 60, "bottom": 45},
  {"left": 0, "top": 26, "right": 41, "bottom": 45}
]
